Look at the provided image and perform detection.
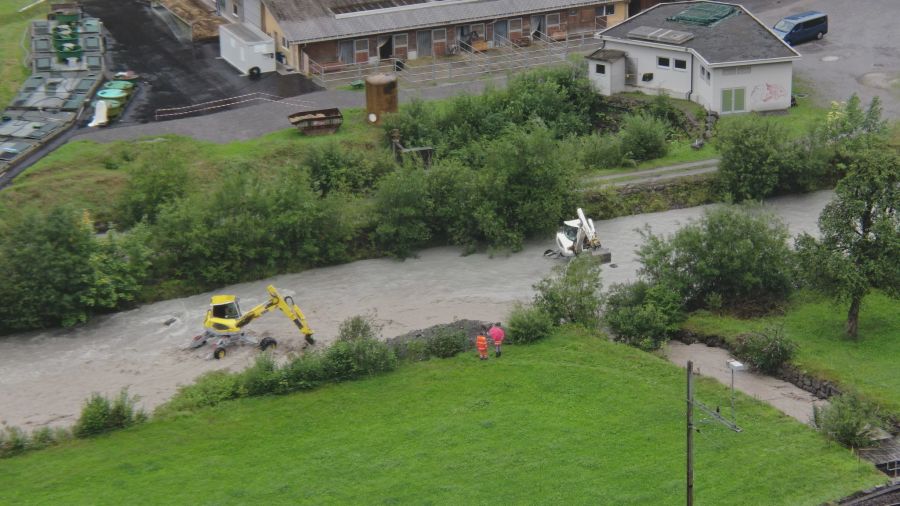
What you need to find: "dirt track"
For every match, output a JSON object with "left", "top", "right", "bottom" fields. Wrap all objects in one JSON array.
[{"left": 0, "top": 191, "right": 833, "bottom": 429}]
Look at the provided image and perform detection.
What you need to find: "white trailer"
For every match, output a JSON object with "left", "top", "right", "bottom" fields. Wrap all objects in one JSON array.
[{"left": 219, "top": 22, "right": 275, "bottom": 76}]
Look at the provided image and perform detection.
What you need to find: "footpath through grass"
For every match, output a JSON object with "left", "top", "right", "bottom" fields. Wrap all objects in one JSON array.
[
  {"left": 0, "top": 329, "right": 883, "bottom": 504},
  {"left": 683, "top": 291, "right": 900, "bottom": 414}
]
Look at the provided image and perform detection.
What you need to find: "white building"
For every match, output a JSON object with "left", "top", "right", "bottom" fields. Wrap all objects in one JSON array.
[{"left": 587, "top": 1, "right": 801, "bottom": 114}]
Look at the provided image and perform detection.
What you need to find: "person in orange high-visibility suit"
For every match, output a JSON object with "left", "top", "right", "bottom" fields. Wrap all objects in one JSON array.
[{"left": 476, "top": 333, "right": 489, "bottom": 360}]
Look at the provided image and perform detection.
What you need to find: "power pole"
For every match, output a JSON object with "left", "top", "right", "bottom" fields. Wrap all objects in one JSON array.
[
  {"left": 686, "top": 360, "right": 694, "bottom": 506},
  {"left": 686, "top": 360, "right": 742, "bottom": 506}
]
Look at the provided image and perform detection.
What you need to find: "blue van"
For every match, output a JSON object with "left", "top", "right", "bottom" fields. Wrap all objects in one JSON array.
[{"left": 773, "top": 11, "right": 828, "bottom": 45}]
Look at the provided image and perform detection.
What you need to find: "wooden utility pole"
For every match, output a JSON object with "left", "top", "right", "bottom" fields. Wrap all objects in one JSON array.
[
  {"left": 685, "top": 360, "right": 742, "bottom": 506},
  {"left": 686, "top": 360, "right": 694, "bottom": 506}
]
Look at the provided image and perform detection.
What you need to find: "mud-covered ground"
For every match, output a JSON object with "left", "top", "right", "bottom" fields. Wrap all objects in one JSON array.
[{"left": 0, "top": 191, "right": 834, "bottom": 429}]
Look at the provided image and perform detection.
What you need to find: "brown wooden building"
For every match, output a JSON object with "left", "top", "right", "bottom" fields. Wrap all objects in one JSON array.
[{"left": 220, "top": 0, "right": 632, "bottom": 75}]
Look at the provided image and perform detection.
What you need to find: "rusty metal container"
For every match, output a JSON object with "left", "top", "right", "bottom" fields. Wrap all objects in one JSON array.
[{"left": 365, "top": 73, "right": 398, "bottom": 124}]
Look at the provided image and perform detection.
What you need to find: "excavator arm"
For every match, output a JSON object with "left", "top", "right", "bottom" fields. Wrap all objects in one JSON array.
[{"left": 233, "top": 285, "right": 315, "bottom": 344}]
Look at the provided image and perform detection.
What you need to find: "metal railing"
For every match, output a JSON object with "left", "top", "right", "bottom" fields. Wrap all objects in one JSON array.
[
  {"left": 154, "top": 92, "right": 315, "bottom": 121},
  {"left": 306, "top": 30, "right": 604, "bottom": 89}
]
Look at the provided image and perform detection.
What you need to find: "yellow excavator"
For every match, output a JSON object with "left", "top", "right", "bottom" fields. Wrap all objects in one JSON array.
[{"left": 189, "top": 284, "right": 315, "bottom": 359}]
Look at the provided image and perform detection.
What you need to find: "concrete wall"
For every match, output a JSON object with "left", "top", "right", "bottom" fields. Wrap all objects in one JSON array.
[
  {"left": 711, "top": 61, "right": 793, "bottom": 113},
  {"left": 260, "top": 4, "right": 294, "bottom": 68}
]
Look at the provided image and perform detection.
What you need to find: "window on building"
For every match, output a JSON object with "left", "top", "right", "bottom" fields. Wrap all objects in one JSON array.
[
  {"left": 471, "top": 23, "right": 485, "bottom": 39},
  {"left": 595, "top": 63, "right": 606, "bottom": 74},
  {"left": 596, "top": 4, "right": 615, "bottom": 16},
  {"left": 394, "top": 33, "right": 408, "bottom": 51},
  {"left": 509, "top": 18, "right": 522, "bottom": 33},
  {"left": 546, "top": 13, "right": 561, "bottom": 29},
  {"left": 232, "top": 2, "right": 237, "bottom": 15},
  {"left": 721, "top": 87, "right": 746, "bottom": 113},
  {"left": 433, "top": 28, "right": 446, "bottom": 42},
  {"left": 722, "top": 65, "right": 751, "bottom": 76},
  {"left": 700, "top": 66, "right": 709, "bottom": 82},
  {"left": 281, "top": 36, "right": 287, "bottom": 49},
  {"left": 657, "top": 56, "right": 670, "bottom": 68},
  {"left": 354, "top": 39, "right": 368, "bottom": 54},
  {"left": 674, "top": 58, "right": 687, "bottom": 70}
]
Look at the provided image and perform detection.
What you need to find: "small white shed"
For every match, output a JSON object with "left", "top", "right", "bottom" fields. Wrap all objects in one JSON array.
[
  {"left": 586, "top": 49, "right": 626, "bottom": 96},
  {"left": 219, "top": 22, "right": 275, "bottom": 75}
]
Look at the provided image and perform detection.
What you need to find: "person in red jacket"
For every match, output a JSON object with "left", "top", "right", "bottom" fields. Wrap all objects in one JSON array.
[
  {"left": 476, "top": 332, "right": 489, "bottom": 360},
  {"left": 489, "top": 322, "right": 505, "bottom": 358}
]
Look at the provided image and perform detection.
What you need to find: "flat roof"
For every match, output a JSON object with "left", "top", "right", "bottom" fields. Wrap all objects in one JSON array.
[
  {"left": 600, "top": 1, "right": 799, "bottom": 64},
  {"left": 221, "top": 22, "right": 272, "bottom": 44},
  {"left": 586, "top": 48, "right": 626, "bottom": 61},
  {"left": 265, "top": 0, "right": 613, "bottom": 44}
]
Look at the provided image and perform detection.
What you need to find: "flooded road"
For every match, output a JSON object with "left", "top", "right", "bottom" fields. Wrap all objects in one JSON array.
[{"left": 0, "top": 191, "right": 834, "bottom": 428}]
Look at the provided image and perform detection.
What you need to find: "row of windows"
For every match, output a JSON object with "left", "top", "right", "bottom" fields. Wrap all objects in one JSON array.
[
  {"left": 595, "top": 5, "right": 615, "bottom": 16},
  {"left": 657, "top": 56, "right": 687, "bottom": 71}
]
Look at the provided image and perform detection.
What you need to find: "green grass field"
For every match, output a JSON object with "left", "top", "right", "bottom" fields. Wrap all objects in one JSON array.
[
  {"left": 0, "top": 0, "right": 42, "bottom": 107},
  {"left": 683, "top": 291, "right": 900, "bottom": 414},
  {"left": 0, "top": 329, "right": 883, "bottom": 504},
  {"left": 0, "top": 110, "right": 379, "bottom": 220}
]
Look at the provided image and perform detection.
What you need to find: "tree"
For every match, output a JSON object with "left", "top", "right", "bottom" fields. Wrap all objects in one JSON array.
[
  {"left": 0, "top": 207, "right": 97, "bottom": 330},
  {"left": 795, "top": 148, "right": 900, "bottom": 338},
  {"left": 115, "top": 154, "right": 189, "bottom": 227},
  {"left": 533, "top": 255, "right": 604, "bottom": 327},
  {"left": 373, "top": 165, "right": 432, "bottom": 258},
  {"left": 717, "top": 115, "right": 793, "bottom": 201},
  {"left": 638, "top": 205, "right": 794, "bottom": 311}
]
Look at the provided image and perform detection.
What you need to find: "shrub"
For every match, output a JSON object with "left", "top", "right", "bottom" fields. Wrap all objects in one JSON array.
[
  {"left": 338, "top": 314, "right": 381, "bottom": 342},
  {"left": 282, "top": 351, "right": 327, "bottom": 390},
  {"left": 577, "top": 134, "right": 624, "bottom": 170},
  {"left": 604, "top": 281, "right": 684, "bottom": 351},
  {"left": 323, "top": 337, "right": 397, "bottom": 381},
  {"left": 732, "top": 325, "right": 798, "bottom": 374},
  {"left": 717, "top": 114, "right": 793, "bottom": 201},
  {"left": 114, "top": 153, "right": 189, "bottom": 227},
  {"left": 425, "top": 328, "right": 468, "bottom": 358},
  {"left": 74, "top": 389, "right": 144, "bottom": 438},
  {"left": 373, "top": 165, "right": 432, "bottom": 258},
  {"left": 237, "top": 353, "right": 280, "bottom": 397},
  {"left": 303, "top": 141, "right": 395, "bottom": 197},
  {"left": 619, "top": 113, "right": 668, "bottom": 162},
  {"left": 533, "top": 255, "right": 604, "bottom": 327},
  {"left": 0, "top": 427, "right": 30, "bottom": 458},
  {"left": 506, "top": 304, "right": 554, "bottom": 344},
  {"left": 813, "top": 394, "right": 885, "bottom": 449},
  {"left": 155, "top": 370, "right": 242, "bottom": 416},
  {"left": 637, "top": 205, "right": 794, "bottom": 311}
]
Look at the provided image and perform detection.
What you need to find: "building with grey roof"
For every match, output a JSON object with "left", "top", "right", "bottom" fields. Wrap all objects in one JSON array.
[
  {"left": 217, "top": 0, "right": 636, "bottom": 75},
  {"left": 587, "top": 1, "right": 801, "bottom": 113}
]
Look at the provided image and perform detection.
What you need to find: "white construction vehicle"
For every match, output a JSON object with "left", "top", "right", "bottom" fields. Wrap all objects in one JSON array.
[
  {"left": 189, "top": 284, "right": 315, "bottom": 359},
  {"left": 544, "top": 208, "right": 611, "bottom": 263}
]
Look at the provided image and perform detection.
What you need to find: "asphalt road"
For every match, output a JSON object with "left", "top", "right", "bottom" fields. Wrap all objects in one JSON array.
[{"left": 743, "top": 0, "right": 900, "bottom": 118}]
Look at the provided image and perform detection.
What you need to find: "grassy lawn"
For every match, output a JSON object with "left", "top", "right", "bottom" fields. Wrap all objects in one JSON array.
[
  {"left": 0, "top": 0, "right": 42, "bottom": 107},
  {"left": 683, "top": 291, "right": 900, "bottom": 414},
  {"left": 0, "top": 109, "right": 379, "bottom": 220},
  {"left": 0, "top": 329, "right": 884, "bottom": 504}
]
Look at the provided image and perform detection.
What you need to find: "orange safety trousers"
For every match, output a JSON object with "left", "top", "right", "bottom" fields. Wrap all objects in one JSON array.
[{"left": 476, "top": 335, "right": 488, "bottom": 357}]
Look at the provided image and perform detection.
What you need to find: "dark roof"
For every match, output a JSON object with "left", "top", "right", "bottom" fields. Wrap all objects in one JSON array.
[
  {"left": 264, "top": 0, "right": 608, "bottom": 43},
  {"left": 600, "top": 1, "right": 799, "bottom": 64},
  {"left": 586, "top": 49, "right": 626, "bottom": 61}
]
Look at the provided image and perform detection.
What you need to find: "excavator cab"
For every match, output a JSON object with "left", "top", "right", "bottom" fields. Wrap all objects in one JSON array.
[{"left": 210, "top": 296, "right": 241, "bottom": 320}]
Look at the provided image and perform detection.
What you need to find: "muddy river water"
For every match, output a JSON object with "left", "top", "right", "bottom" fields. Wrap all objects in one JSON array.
[{"left": 0, "top": 191, "right": 834, "bottom": 428}]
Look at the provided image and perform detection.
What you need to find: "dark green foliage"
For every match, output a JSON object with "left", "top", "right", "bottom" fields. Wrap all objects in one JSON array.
[
  {"left": 322, "top": 337, "right": 398, "bottom": 381},
  {"left": 303, "top": 141, "right": 395, "bottom": 197},
  {"left": 506, "top": 303, "right": 554, "bottom": 344},
  {"left": 425, "top": 328, "right": 468, "bottom": 358},
  {"left": 237, "top": 353, "right": 280, "bottom": 397},
  {"left": 424, "top": 159, "right": 480, "bottom": 248},
  {"left": 0, "top": 207, "right": 148, "bottom": 332},
  {"left": 533, "top": 255, "right": 604, "bottom": 327},
  {"left": 338, "top": 314, "right": 381, "bottom": 342},
  {"left": 155, "top": 370, "right": 242, "bottom": 416},
  {"left": 717, "top": 115, "right": 792, "bottom": 201},
  {"left": 619, "top": 113, "right": 668, "bottom": 162},
  {"left": 152, "top": 164, "right": 360, "bottom": 286},
  {"left": 794, "top": 147, "right": 900, "bottom": 338},
  {"left": 573, "top": 133, "right": 625, "bottom": 170},
  {"left": 114, "top": 154, "right": 189, "bottom": 227},
  {"left": 0, "top": 427, "right": 29, "bottom": 458},
  {"left": 638, "top": 206, "right": 794, "bottom": 311},
  {"left": 643, "top": 92, "right": 689, "bottom": 135},
  {"left": 382, "top": 65, "right": 603, "bottom": 158},
  {"left": 604, "top": 281, "right": 684, "bottom": 351},
  {"left": 813, "top": 394, "right": 885, "bottom": 449},
  {"left": 732, "top": 325, "right": 798, "bottom": 374},
  {"left": 73, "top": 390, "right": 145, "bottom": 438},
  {"left": 373, "top": 165, "right": 432, "bottom": 257}
]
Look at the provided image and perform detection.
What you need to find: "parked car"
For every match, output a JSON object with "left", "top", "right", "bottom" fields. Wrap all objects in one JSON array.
[{"left": 773, "top": 11, "right": 828, "bottom": 45}]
